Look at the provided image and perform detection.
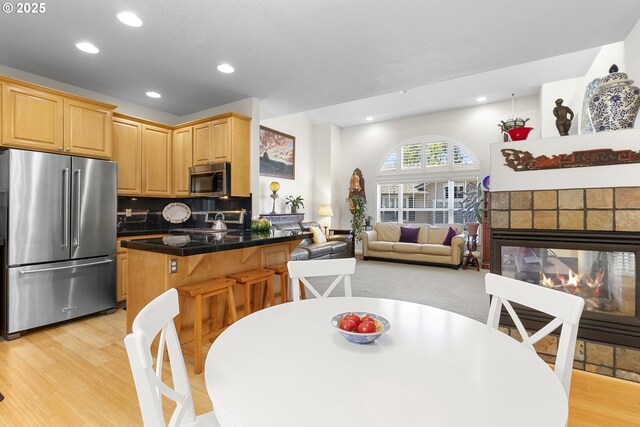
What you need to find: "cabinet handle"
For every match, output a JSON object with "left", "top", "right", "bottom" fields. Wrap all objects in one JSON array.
[
  {"left": 65, "top": 148, "right": 71, "bottom": 152},
  {"left": 58, "top": 147, "right": 63, "bottom": 151}
]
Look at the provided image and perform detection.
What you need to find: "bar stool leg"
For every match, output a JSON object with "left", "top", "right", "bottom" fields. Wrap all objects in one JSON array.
[
  {"left": 267, "top": 276, "right": 275, "bottom": 307},
  {"left": 244, "top": 283, "right": 252, "bottom": 316},
  {"left": 227, "top": 287, "right": 238, "bottom": 323},
  {"left": 280, "top": 272, "right": 289, "bottom": 303},
  {"left": 194, "top": 294, "right": 203, "bottom": 374}
]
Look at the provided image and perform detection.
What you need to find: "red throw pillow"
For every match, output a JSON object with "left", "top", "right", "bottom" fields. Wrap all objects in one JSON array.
[
  {"left": 399, "top": 226, "right": 420, "bottom": 243},
  {"left": 442, "top": 227, "right": 458, "bottom": 246}
]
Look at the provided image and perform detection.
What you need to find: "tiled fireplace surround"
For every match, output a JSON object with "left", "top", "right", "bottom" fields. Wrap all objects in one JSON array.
[
  {"left": 490, "top": 187, "right": 640, "bottom": 382},
  {"left": 488, "top": 130, "right": 640, "bottom": 383}
]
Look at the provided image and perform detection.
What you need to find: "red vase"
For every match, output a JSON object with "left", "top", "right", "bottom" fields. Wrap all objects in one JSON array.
[
  {"left": 505, "top": 127, "right": 533, "bottom": 141},
  {"left": 465, "top": 222, "right": 480, "bottom": 236}
]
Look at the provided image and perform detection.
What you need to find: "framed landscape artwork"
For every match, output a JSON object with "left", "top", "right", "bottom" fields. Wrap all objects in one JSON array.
[{"left": 259, "top": 126, "right": 295, "bottom": 179}]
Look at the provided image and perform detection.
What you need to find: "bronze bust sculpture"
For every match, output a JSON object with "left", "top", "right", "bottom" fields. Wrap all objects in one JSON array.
[{"left": 553, "top": 98, "right": 574, "bottom": 136}]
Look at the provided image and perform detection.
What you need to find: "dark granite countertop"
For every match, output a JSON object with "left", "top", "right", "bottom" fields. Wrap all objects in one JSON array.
[
  {"left": 121, "top": 229, "right": 312, "bottom": 257},
  {"left": 117, "top": 228, "right": 174, "bottom": 237}
]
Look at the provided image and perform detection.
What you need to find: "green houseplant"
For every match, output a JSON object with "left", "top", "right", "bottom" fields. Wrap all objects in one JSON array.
[
  {"left": 285, "top": 195, "right": 304, "bottom": 213},
  {"left": 347, "top": 195, "right": 368, "bottom": 242}
]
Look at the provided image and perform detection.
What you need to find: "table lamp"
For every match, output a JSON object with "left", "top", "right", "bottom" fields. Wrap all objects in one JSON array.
[
  {"left": 318, "top": 205, "right": 334, "bottom": 235},
  {"left": 269, "top": 181, "right": 280, "bottom": 214}
]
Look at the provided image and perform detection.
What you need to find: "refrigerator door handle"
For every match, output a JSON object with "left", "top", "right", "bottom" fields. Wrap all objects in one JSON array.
[
  {"left": 62, "top": 168, "right": 70, "bottom": 248},
  {"left": 73, "top": 169, "right": 82, "bottom": 248},
  {"left": 18, "top": 259, "right": 114, "bottom": 275}
]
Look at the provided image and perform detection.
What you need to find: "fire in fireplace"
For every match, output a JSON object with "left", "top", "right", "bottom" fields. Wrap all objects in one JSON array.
[{"left": 501, "top": 246, "right": 635, "bottom": 317}]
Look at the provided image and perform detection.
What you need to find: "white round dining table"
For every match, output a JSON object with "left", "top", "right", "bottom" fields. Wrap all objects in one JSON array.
[{"left": 205, "top": 297, "right": 568, "bottom": 427}]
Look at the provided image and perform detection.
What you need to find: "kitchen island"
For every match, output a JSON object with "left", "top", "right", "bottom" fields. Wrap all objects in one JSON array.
[{"left": 121, "top": 230, "right": 310, "bottom": 333}]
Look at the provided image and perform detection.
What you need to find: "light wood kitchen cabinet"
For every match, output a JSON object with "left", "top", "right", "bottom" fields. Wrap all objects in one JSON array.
[
  {"left": 141, "top": 124, "right": 172, "bottom": 197},
  {"left": 116, "top": 234, "right": 166, "bottom": 302},
  {"left": 172, "top": 126, "right": 193, "bottom": 197},
  {"left": 2, "top": 82, "right": 64, "bottom": 152},
  {"left": 211, "top": 117, "right": 231, "bottom": 163},
  {"left": 227, "top": 115, "right": 251, "bottom": 197},
  {"left": 64, "top": 98, "right": 113, "bottom": 159},
  {"left": 1, "top": 78, "right": 115, "bottom": 158},
  {"left": 113, "top": 117, "right": 142, "bottom": 195},
  {"left": 192, "top": 122, "right": 211, "bottom": 166}
]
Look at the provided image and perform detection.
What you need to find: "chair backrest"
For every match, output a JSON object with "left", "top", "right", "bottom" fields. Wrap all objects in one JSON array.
[
  {"left": 485, "top": 273, "right": 585, "bottom": 396},
  {"left": 288, "top": 258, "right": 356, "bottom": 300},
  {"left": 124, "top": 288, "right": 196, "bottom": 427}
]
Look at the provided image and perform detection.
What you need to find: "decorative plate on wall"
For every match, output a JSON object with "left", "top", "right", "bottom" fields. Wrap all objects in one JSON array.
[{"left": 162, "top": 202, "right": 192, "bottom": 224}]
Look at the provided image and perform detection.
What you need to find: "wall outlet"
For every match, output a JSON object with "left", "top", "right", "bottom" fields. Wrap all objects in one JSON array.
[
  {"left": 169, "top": 258, "right": 178, "bottom": 274},
  {"left": 125, "top": 208, "right": 132, "bottom": 217}
]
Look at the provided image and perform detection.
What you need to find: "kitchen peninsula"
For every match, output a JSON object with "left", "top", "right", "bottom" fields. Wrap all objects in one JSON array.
[{"left": 121, "top": 230, "right": 311, "bottom": 332}]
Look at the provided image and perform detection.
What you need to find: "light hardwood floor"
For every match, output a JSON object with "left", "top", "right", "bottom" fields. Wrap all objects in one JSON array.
[{"left": 0, "top": 309, "right": 638, "bottom": 426}]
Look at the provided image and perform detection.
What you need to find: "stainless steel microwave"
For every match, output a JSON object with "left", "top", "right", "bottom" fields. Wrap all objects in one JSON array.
[{"left": 189, "top": 163, "right": 231, "bottom": 197}]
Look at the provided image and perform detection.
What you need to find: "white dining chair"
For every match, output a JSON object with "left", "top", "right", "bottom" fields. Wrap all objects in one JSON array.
[
  {"left": 288, "top": 258, "right": 356, "bottom": 301},
  {"left": 485, "top": 273, "right": 585, "bottom": 397},
  {"left": 124, "top": 288, "right": 220, "bottom": 427}
]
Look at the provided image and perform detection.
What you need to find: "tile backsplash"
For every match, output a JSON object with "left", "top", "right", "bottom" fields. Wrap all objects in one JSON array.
[{"left": 117, "top": 195, "right": 252, "bottom": 232}]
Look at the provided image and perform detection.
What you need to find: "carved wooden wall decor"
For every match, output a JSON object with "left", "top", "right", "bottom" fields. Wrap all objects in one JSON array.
[{"left": 501, "top": 148, "right": 640, "bottom": 171}]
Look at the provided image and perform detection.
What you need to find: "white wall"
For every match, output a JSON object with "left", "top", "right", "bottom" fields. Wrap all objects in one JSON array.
[
  {"left": 259, "top": 113, "right": 315, "bottom": 217},
  {"left": 490, "top": 129, "right": 640, "bottom": 191},
  {"left": 625, "top": 19, "right": 640, "bottom": 128},
  {"left": 339, "top": 95, "right": 540, "bottom": 228}
]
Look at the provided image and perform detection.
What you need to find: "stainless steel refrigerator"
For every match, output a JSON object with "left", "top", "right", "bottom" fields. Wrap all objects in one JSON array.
[{"left": 0, "top": 149, "right": 116, "bottom": 339}]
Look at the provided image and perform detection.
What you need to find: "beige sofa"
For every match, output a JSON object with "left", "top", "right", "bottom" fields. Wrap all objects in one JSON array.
[{"left": 361, "top": 223, "right": 466, "bottom": 269}]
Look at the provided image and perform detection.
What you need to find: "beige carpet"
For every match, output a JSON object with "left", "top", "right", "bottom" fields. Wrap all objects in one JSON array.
[{"left": 304, "top": 257, "right": 491, "bottom": 322}]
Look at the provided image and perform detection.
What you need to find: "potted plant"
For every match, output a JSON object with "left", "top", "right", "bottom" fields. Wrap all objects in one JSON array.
[
  {"left": 285, "top": 195, "right": 304, "bottom": 213},
  {"left": 457, "top": 181, "right": 483, "bottom": 235},
  {"left": 347, "top": 195, "right": 367, "bottom": 242}
]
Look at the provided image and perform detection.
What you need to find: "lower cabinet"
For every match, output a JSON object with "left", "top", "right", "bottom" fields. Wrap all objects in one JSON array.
[{"left": 116, "top": 234, "right": 166, "bottom": 302}]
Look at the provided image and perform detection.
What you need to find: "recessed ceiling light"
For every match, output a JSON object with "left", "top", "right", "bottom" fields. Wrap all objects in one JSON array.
[
  {"left": 476, "top": 96, "right": 487, "bottom": 102},
  {"left": 76, "top": 42, "right": 99, "bottom": 54},
  {"left": 146, "top": 91, "right": 161, "bottom": 99},
  {"left": 117, "top": 11, "right": 143, "bottom": 27},
  {"left": 217, "top": 63, "right": 235, "bottom": 74},
  {"left": 366, "top": 116, "right": 373, "bottom": 121},
  {"left": 400, "top": 89, "right": 408, "bottom": 94}
]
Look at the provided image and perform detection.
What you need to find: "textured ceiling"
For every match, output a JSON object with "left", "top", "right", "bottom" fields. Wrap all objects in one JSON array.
[{"left": 0, "top": 0, "right": 639, "bottom": 120}]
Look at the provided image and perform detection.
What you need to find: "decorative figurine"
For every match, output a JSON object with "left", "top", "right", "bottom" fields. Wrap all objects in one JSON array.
[
  {"left": 348, "top": 168, "right": 366, "bottom": 214},
  {"left": 553, "top": 98, "right": 574, "bottom": 136}
]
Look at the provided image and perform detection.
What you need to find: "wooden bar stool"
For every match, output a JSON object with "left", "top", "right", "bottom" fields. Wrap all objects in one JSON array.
[
  {"left": 176, "top": 277, "right": 238, "bottom": 374},
  {"left": 227, "top": 269, "right": 275, "bottom": 316},
  {"left": 265, "top": 264, "right": 290, "bottom": 304}
]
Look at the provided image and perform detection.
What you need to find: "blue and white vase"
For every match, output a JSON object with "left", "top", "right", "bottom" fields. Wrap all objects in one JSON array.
[{"left": 589, "top": 64, "right": 640, "bottom": 132}]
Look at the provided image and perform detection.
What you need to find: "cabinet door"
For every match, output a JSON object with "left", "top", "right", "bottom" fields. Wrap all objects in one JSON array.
[
  {"left": 192, "top": 122, "right": 211, "bottom": 165},
  {"left": 117, "top": 252, "right": 128, "bottom": 302},
  {"left": 211, "top": 118, "right": 231, "bottom": 163},
  {"left": 141, "top": 124, "right": 172, "bottom": 196},
  {"left": 2, "top": 83, "right": 64, "bottom": 152},
  {"left": 64, "top": 99, "right": 113, "bottom": 159},
  {"left": 113, "top": 117, "right": 142, "bottom": 195},
  {"left": 172, "top": 126, "right": 193, "bottom": 197}
]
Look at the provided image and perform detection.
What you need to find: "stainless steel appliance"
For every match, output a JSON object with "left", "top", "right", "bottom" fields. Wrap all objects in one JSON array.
[
  {"left": 189, "top": 162, "right": 231, "bottom": 197},
  {"left": 0, "top": 149, "right": 117, "bottom": 339}
]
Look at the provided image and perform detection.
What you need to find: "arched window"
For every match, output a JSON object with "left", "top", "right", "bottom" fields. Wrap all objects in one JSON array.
[{"left": 376, "top": 136, "right": 479, "bottom": 225}]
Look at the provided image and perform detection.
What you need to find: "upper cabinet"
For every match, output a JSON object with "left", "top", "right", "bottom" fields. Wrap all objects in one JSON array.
[
  {"left": 113, "top": 115, "right": 172, "bottom": 198},
  {"left": 172, "top": 126, "right": 193, "bottom": 197},
  {"left": 2, "top": 82, "right": 64, "bottom": 152},
  {"left": 1, "top": 78, "right": 115, "bottom": 159},
  {"left": 141, "top": 124, "right": 172, "bottom": 197},
  {"left": 211, "top": 117, "right": 231, "bottom": 163},
  {"left": 113, "top": 117, "right": 142, "bottom": 195},
  {"left": 64, "top": 99, "right": 113, "bottom": 159},
  {"left": 193, "top": 122, "right": 212, "bottom": 166}
]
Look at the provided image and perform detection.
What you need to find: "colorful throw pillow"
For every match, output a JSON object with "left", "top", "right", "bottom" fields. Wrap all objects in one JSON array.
[
  {"left": 399, "top": 226, "right": 420, "bottom": 243},
  {"left": 310, "top": 225, "right": 327, "bottom": 244},
  {"left": 442, "top": 227, "right": 458, "bottom": 246}
]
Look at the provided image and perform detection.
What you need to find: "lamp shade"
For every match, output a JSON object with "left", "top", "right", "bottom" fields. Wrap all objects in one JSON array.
[
  {"left": 269, "top": 181, "right": 280, "bottom": 193},
  {"left": 318, "top": 205, "right": 334, "bottom": 217}
]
